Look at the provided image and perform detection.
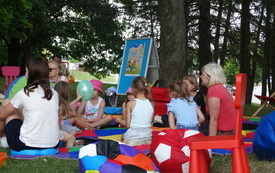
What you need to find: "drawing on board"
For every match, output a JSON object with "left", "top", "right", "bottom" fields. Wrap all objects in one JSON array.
[{"left": 125, "top": 43, "right": 145, "bottom": 76}]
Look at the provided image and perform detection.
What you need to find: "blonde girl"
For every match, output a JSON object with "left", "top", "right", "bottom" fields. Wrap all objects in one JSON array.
[
  {"left": 167, "top": 81, "right": 204, "bottom": 130},
  {"left": 54, "top": 81, "right": 88, "bottom": 147},
  {"left": 182, "top": 75, "right": 209, "bottom": 135}
]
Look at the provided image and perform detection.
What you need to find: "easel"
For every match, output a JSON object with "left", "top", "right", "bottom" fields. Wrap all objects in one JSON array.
[
  {"left": 117, "top": 38, "right": 159, "bottom": 95},
  {"left": 252, "top": 91, "right": 275, "bottom": 117}
]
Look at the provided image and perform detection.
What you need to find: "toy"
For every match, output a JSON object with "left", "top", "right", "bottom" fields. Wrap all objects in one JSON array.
[
  {"left": 150, "top": 129, "right": 211, "bottom": 173},
  {"left": 79, "top": 140, "right": 159, "bottom": 173},
  {"left": 77, "top": 80, "right": 94, "bottom": 101},
  {"left": 67, "top": 75, "right": 75, "bottom": 84}
]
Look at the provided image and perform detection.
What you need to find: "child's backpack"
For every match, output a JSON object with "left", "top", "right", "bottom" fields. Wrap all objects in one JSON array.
[{"left": 105, "top": 86, "right": 119, "bottom": 107}]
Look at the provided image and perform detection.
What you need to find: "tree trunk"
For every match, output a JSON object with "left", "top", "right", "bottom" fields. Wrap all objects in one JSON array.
[
  {"left": 220, "top": 0, "right": 233, "bottom": 65},
  {"left": 271, "top": 11, "right": 275, "bottom": 94},
  {"left": 250, "top": 4, "right": 264, "bottom": 104},
  {"left": 262, "top": 3, "right": 271, "bottom": 98},
  {"left": 240, "top": 0, "right": 252, "bottom": 104},
  {"left": 158, "top": 0, "right": 186, "bottom": 87},
  {"left": 7, "top": 38, "right": 21, "bottom": 66},
  {"left": 213, "top": 0, "right": 223, "bottom": 64},
  {"left": 198, "top": 0, "right": 211, "bottom": 95}
]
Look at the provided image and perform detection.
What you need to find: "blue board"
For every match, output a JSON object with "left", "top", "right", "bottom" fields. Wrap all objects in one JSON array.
[{"left": 117, "top": 38, "right": 153, "bottom": 94}]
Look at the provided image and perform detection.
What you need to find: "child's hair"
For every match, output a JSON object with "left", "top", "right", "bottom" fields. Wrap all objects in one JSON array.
[
  {"left": 168, "top": 81, "right": 190, "bottom": 102},
  {"left": 182, "top": 75, "right": 199, "bottom": 91},
  {"left": 54, "top": 81, "right": 72, "bottom": 118},
  {"left": 124, "top": 87, "right": 133, "bottom": 105},
  {"left": 25, "top": 57, "right": 53, "bottom": 100},
  {"left": 132, "top": 76, "right": 152, "bottom": 101}
]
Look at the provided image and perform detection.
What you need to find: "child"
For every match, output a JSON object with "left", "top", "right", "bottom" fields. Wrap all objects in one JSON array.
[
  {"left": 54, "top": 81, "right": 87, "bottom": 147},
  {"left": 77, "top": 79, "right": 112, "bottom": 129},
  {"left": 167, "top": 81, "right": 205, "bottom": 130},
  {"left": 182, "top": 75, "right": 209, "bottom": 135},
  {"left": 123, "top": 77, "right": 154, "bottom": 146},
  {"left": 115, "top": 87, "right": 135, "bottom": 127}
]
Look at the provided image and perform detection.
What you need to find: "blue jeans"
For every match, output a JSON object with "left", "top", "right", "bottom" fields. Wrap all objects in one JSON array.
[{"left": 176, "top": 124, "right": 199, "bottom": 131}]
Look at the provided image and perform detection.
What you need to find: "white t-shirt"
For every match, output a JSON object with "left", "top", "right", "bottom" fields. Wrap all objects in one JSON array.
[{"left": 10, "top": 86, "right": 59, "bottom": 148}]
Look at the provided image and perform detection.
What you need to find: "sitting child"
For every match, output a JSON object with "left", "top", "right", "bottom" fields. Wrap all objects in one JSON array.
[
  {"left": 167, "top": 81, "right": 205, "bottom": 130},
  {"left": 77, "top": 79, "right": 112, "bottom": 129},
  {"left": 123, "top": 77, "right": 154, "bottom": 146},
  {"left": 54, "top": 81, "right": 87, "bottom": 147},
  {"left": 115, "top": 87, "right": 135, "bottom": 127},
  {"left": 182, "top": 75, "right": 209, "bottom": 135}
]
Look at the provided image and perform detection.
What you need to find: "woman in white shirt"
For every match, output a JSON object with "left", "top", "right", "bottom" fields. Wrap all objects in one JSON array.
[{"left": 0, "top": 57, "right": 59, "bottom": 151}]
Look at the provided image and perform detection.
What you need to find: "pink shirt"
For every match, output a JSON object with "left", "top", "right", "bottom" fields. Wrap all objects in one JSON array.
[{"left": 206, "top": 84, "right": 236, "bottom": 131}]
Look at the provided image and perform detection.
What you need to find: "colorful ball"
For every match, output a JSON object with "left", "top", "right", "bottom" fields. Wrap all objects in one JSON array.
[
  {"left": 77, "top": 80, "right": 94, "bottom": 101},
  {"left": 150, "top": 129, "right": 211, "bottom": 173},
  {"left": 67, "top": 75, "right": 75, "bottom": 84},
  {"left": 79, "top": 140, "right": 159, "bottom": 173}
]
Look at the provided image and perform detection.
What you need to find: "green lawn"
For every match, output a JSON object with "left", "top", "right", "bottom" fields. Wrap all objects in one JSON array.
[{"left": 69, "top": 70, "right": 118, "bottom": 83}]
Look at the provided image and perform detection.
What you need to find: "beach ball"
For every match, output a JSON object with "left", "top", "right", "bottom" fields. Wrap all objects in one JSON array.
[
  {"left": 77, "top": 80, "right": 94, "bottom": 101},
  {"left": 79, "top": 140, "right": 159, "bottom": 173},
  {"left": 67, "top": 75, "right": 75, "bottom": 84},
  {"left": 150, "top": 129, "right": 211, "bottom": 173}
]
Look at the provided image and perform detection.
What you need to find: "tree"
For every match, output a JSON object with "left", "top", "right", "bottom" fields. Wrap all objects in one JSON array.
[
  {"left": 240, "top": 0, "right": 252, "bottom": 103},
  {"left": 0, "top": 0, "right": 125, "bottom": 78},
  {"left": 198, "top": 0, "right": 212, "bottom": 95},
  {"left": 158, "top": 0, "right": 186, "bottom": 87},
  {"left": 0, "top": 0, "right": 32, "bottom": 66}
]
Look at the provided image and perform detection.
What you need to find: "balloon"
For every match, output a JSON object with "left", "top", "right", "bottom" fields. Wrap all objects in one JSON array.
[
  {"left": 67, "top": 75, "right": 75, "bottom": 84},
  {"left": 77, "top": 80, "right": 94, "bottom": 101}
]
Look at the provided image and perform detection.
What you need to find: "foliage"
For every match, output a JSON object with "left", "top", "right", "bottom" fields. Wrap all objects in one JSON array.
[
  {"left": 0, "top": 0, "right": 32, "bottom": 41},
  {"left": 0, "top": 0, "right": 125, "bottom": 78},
  {"left": 224, "top": 58, "right": 239, "bottom": 86}
]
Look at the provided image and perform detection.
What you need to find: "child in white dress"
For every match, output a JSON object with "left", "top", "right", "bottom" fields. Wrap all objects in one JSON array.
[{"left": 123, "top": 77, "right": 154, "bottom": 146}]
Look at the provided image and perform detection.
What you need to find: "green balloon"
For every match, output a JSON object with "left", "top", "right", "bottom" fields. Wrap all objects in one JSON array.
[{"left": 77, "top": 80, "right": 94, "bottom": 101}]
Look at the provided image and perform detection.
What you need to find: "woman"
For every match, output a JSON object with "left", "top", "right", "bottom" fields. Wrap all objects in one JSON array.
[
  {"left": 200, "top": 62, "right": 236, "bottom": 136},
  {"left": 48, "top": 60, "right": 68, "bottom": 83},
  {"left": 0, "top": 57, "right": 60, "bottom": 151}
]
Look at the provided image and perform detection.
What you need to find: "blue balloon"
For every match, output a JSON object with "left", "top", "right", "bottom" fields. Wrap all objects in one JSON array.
[{"left": 77, "top": 80, "right": 94, "bottom": 101}]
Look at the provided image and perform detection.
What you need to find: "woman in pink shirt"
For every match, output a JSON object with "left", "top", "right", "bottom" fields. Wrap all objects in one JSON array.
[{"left": 200, "top": 62, "right": 236, "bottom": 136}]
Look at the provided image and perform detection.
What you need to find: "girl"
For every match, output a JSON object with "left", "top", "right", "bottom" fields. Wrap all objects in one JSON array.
[
  {"left": 115, "top": 87, "right": 135, "bottom": 127},
  {"left": 54, "top": 81, "right": 88, "bottom": 147},
  {"left": 123, "top": 76, "right": 154, "bottom": 146},
  {"left": 182, "top": 75, "right": 209, "bottom": 135},
  {"left": 167, "top": 81, "right": 205, "bottom": 130},
  {"left": 77, "top": 79, "right": 112, "bottom": 129},
  {"left": 0, "top": 57, "right": 59, "bottom": 151}
]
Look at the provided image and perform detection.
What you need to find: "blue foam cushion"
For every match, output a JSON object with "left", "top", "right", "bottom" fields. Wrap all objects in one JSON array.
[
  {"left": 10, "top": 148, "right": 58, "bottom": 156},
  {"left": 253, "top": 111, "right": 275, "bottom": 160},
  {"left": 104, "top": 107, "right": 122, "bottom": 115}
]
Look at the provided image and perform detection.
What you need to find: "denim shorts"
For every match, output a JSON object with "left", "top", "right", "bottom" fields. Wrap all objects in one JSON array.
[{"left": 176, "top": 124, "right": 199, "bottom": 131}]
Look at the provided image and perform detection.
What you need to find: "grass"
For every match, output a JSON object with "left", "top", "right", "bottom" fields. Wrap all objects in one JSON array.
[
  {"left": 69, "top": 70, "right": 118, "bottom": 83},
  {"left": 1, "top": 72, "right": 275, "bottom": 172}
]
